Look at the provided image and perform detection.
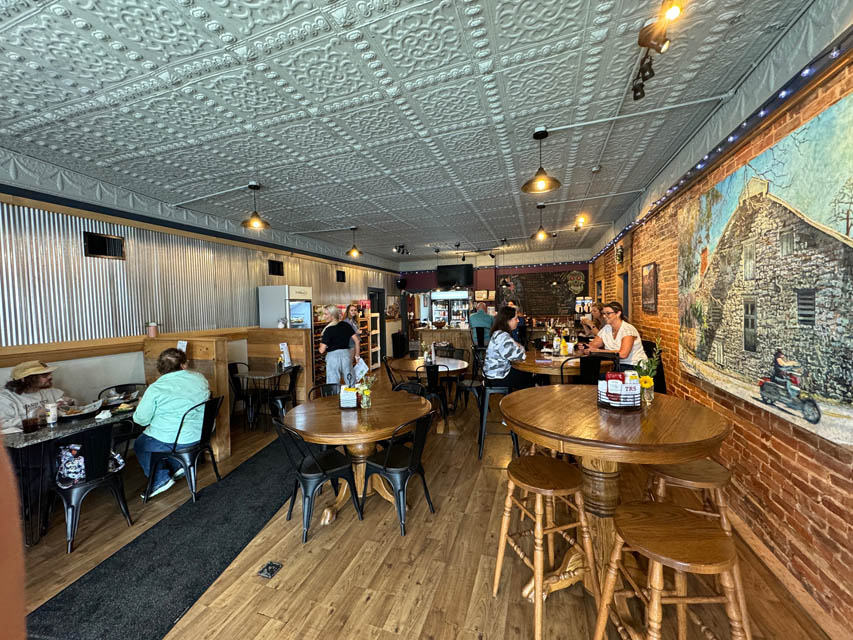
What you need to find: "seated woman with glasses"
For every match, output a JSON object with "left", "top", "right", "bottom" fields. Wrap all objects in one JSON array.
[
  {"left": 483, "top": 306, "right": 535, "bottom": 390},
  {"left": 133, "top": 348, "right": 210, "bottom": 499},
  {"left": 580, "top": 301, "right": 647, "bottom": 371}
]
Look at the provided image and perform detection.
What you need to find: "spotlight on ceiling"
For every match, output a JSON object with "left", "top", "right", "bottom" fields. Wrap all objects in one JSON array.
[
  {"left": 240, "top": 182, "right": 270, "bottom": 230},
  {"left": 663, "top": 2, "right": 681, "bottom": 21},
  {"left": 632, "top": 77, "right": 646, "bottom": 101},
  {"left": 489, "top": 251, "right": 496, "bottom": 259},
  {"left": 640, "top": 52, "right": 655, "bottom": 81},
  {"left": 434, "top": 248, "right": 440, "bottom": 254},
  {"left": 454, "top": 242, "right": 461, "bottom": 249},
  {"left": 347, "top": 227, "right": 360, "bottom": 258},
  {"left": 591, "top": 164, "right": 602, "bottom": 173},
  {"left": 521, "top": 128, "right": 562, "bottom": 194},
  {"left": 639, "top": 19, "right": 670, "bottom": 54},
  {"left": 392, "top": 246, "right": 397, "bottom": 252},
  {"left": 499, "top": 277, "right": 511, "bottom": 288},
  {"left": 461, "top": 253, "right": 466, "bottom": 262}
]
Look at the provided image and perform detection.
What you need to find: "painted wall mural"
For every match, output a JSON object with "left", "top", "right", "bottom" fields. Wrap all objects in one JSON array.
[{"left": 678, "top": 93, "right": 853, "bottom": 445}]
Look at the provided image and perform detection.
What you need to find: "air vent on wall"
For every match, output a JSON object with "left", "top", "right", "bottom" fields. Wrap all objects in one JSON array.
[
  {"left": 268, "top": 259, "right": 284, "bottom": 276},
  {"left": 84, "top": 232, "right": 125, "bottom": 260},
  {"left": 336, "top": 270, "right": 346, "bottom": 283}
]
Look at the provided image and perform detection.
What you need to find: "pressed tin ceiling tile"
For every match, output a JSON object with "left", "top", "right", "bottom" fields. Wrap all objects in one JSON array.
[{"left": 0, "top": 0, "right": 808, "bottom": 260}]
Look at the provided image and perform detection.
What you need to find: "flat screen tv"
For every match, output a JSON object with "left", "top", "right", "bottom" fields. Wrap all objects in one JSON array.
[{"left": 436, "top": 264, "right": 473, "bottom": 288}]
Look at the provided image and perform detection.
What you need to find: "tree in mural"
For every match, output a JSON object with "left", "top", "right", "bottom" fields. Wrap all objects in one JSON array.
[
  {"left": 829, "top": 177, "right": 853, "bottom": 237},
  {"left": 678, "top": 187, "right": 720, "bottom": 329}
]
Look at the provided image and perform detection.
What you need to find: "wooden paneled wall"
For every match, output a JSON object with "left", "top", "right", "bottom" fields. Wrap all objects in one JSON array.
[
  {"left": 246, "top": 328, "right": 313, "bottom": 403},
  {"left": 142, "top": 337, "right": 231, "bottom": 460}
]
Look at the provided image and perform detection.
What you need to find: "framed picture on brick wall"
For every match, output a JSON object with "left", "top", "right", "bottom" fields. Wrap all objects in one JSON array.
[{"left": 642, "top": 263, "right": 657, "bottom": 313}]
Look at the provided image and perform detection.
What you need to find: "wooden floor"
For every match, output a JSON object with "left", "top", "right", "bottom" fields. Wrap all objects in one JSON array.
[{"left": 25, "top": 380, "right": 829, "bottom": 639}]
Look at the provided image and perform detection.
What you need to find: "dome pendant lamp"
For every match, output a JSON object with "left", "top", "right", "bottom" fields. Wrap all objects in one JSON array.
[
  {"left": 347, "top": 226, "right": 361, "bottom": 258},
  {"left": 532, "top": 202, "right": 548, "bottom": 241},
  {"left": 521, "top": 127, "right": 562, "bottom": 194},
  {"left": 240, "top": 182, "right": 270, "bottom": 230}
]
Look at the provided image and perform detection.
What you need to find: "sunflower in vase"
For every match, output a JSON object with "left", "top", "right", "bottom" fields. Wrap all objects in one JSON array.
[{"left": 636, "top": 336, "right": 661, "bottom": 404}]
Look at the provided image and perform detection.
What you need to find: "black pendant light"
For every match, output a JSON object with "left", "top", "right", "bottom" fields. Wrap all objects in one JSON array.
[
  {"left": 347, "top": 226, "right": 361, "bottom": 258},
  {"left": 521, "top": 128, "right": 562, "bottom": 194},
  {"left": 240, "top": 182, "right": 270, "bottom": 230},
  {"left": 532, "top": 202, "right": 548, "bottom": 241}
]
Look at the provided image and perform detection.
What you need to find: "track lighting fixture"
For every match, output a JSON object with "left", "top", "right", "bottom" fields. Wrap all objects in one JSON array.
[
  {"left": 533, "top": 202, "right": 548, "bottom": 241},
  {"left": 454, "top": 242, "right": 461, "bottom": 249},
  {"left": 461, "top": 253, "right": 466, "bottom": 262},
  {"left": 489, "top": 251, "right": 496, "bottom": 259},
  {"left": 632, "top": 77, "right": 646, "bottom": 101},
  {"left": 347, "top": 227, "right": 360, "bottom": 258},
  {"left": 640, "top": 52, "right": 655, "bottom": 81},
  {"left": 434, "top": 248, "right": 440, "bottom": 254},
  {"left": 521, "top": 128, "right": 562, "bottom": 194},
  {"left": 392, "top": 244, "right": 409, "bottom": 255},
  {"left": 240, "top": 182, "right": 270, "bottom": 230},
  {"left": 639, "top": 19, "right": 670, "bottom": 54}
]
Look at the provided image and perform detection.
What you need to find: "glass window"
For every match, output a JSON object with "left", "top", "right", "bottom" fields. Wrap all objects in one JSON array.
[
  {"left": 743, "top": 242, "right": 755, "bottom": 281},
  {"left": 780, "top": 231, "right": 794, "bottom": 256},
  {"left": 744, "top": 299, "right": 757, "bottom": 352}
]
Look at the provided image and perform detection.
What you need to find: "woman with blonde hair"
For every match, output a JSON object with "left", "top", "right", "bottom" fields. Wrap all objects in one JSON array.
[
  {"left": 319, "top": 304, "right": 359, "bottom": 385},
  {"left": 580, "top": 302, "right": 605, "bottom": 337}
]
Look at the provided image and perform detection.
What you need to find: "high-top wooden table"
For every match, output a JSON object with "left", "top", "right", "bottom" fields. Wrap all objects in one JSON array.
[
  {"left": 283, "top": 392, "right": 432, "bottom": 525},
  {"left": 500, "top": 385, "right": 730, "bottom": 634}
]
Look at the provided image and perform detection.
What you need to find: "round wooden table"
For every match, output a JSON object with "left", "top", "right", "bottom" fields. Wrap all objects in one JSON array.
[
  {"left": 500, "top": 385, "right": 730, "bottom": 624},
  {"left": 283, "top": 392, "right": 432, "bottom": 525},
  {"left": 389, "top": 356, "right": 468, "bottom": 376}
]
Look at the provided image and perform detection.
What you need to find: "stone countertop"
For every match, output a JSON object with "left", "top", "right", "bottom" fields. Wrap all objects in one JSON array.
[{"left": 3, "top": 412, "right": 132, "bottom": 449}]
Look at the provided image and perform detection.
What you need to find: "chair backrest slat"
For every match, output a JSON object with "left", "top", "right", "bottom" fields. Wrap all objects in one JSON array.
[
  {"left": 308, "top": 383, "right": 340, "bottom": 400},
  {"left": 174, "top": 396, "right": 223, "bottom": 450},
  {"left": 383, "top": 412, "right": 434, "bottom": 472},
  {"left": 392, "top": 381, "right": 427, "bottom": 396}
]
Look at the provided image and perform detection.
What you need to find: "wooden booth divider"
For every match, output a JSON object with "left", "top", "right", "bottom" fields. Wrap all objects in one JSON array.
[
  {"left": 143, "top": 337, "right": 231, "bottom": 460},
  {"left": 246, "top": 328, "right": 313, "bottom": 404}
]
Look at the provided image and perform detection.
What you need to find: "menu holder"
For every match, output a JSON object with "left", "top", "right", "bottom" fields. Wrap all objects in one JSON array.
[
  {"left": 597, "top": 370, "right": 641, "bottom": 410},
  {"left": 339, "top": 387, "right": 358, "bottom": 409}
]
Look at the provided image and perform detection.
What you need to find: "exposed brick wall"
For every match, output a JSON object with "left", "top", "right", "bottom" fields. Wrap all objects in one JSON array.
[{"left": 600, "top": 60, "right": 853, "bottom": 630}]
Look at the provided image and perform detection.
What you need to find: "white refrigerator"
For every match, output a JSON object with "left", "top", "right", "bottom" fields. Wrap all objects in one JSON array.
[{"left": 258, "top": 285, "right": 313, "bottom": 330}]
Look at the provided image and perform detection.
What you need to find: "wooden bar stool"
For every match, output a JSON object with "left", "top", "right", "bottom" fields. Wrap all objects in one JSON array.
[
  {"left": 645, "top": 459, "right": 752, "bottom": 640},
  {"left": 493, "top": 455, "right": 600, "bottom": 640},
  {"left": 593, "top": 502, "right": 749, "bottom": 640}
]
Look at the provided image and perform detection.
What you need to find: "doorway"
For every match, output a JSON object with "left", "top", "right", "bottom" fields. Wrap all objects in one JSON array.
[
  {"left": 617, "top": 273, "right": 629, "bottom": 318},
  {"left": 367, "top": 287, "right": 386, "bottom": 365}
]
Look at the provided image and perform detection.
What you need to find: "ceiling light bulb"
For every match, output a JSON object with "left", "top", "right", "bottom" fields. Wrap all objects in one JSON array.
[
  {"left": 392, "top": 246, "right": 398, "bottom": 252},
  {"left": 659, "top": 38, "right": 671, "bottom": 53},
  {"left": 577, "top": 216, "right": 586, "bottom": 225},
  {"left": 348, "top": 245, "right": 360, "bottom": 258},
  {"left": 536, "top": 179, "right": 546, "bottom": 190},
  {"left": 665, "top": 4, "right": 681, "bottom": 21},
  {"left": 536, "top": 226, "right": 547, "bottom": 241}
]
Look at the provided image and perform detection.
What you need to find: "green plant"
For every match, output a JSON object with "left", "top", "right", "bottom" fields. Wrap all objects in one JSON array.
[{"left": 637, "top": 336, "right": 661, "bottom": 379}]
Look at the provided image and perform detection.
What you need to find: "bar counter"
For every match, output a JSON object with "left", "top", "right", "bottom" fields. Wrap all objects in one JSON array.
[{"left": 414, "top": 327, "right": 473, "bottom": 353}]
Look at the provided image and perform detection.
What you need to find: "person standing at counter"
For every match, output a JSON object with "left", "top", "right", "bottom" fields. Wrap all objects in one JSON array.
[
  {"left": 133, "top": 348, "right": 210, "bottom": 498},
  {"left": 468, "top": 302, "right": 493, "bottom": 345},
  {"left": 483, "top": 306, "right": 534, "bottom": 390},
  {"left": 0, "top": 361, "right": 71, "bottom": 432},
  {"left": 319, "top": 304, "right": 358, "bottom": 385}
]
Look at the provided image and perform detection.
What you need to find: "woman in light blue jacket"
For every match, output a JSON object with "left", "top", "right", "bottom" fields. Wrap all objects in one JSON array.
[{"left": 133, "top": 348, "right": 210, "bottom": 498}]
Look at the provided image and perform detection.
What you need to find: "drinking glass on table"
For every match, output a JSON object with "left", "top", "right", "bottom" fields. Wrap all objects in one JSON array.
[{"left": 22, "top": 404, "right": 43, "bottom": 433}]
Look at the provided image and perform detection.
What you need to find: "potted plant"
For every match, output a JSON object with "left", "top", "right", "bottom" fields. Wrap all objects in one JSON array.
[{"left": 636, "top": 336, "right": 661, "bottom": 405}]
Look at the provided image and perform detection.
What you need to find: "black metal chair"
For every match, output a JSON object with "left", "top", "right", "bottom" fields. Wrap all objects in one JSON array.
[
  {"left": 361, "top": 412, "right": 435, "bottom": 536},
  {"left": 382, "top": 356, "right": 401, "bottom": 387},
  {"left": 272, "top": 418, "right": 362, "bottom": 543},
  {"left": 435, "top": 344, "right": 455, "bottom": 358},
  {"left": 641, "top": 339, "right": 667, "bottom": 394},
  {"left": 565, "top": 355, "right": 603, "bottom": 385},
  {"left": 455, "top": 347, "right": 483, "bottom": 411},
  {"left": 270, "top": 365, "right": 301, "bottom": 411},
  {"left": 473, "top": 326, "right": 488, "bottom": 349},
  {"left": 308, "top": 383, "right": 340, "bottom": 400},
  {"left": 52, "top": 422, "right": 132, "bottom": 553},
  {"left": 101, "top": 383, "right": 147, "bottom": 457},
  {"left": 479, "top": 381, "right": 511, "bottom": 460},
  {"left": 228, "top": 362, "right": 251, "bottom": 425},
  {"left": 415, "top": 364, "right": 449, "bottom": 428},
  {"left": 392, "top": 381, "right": 428, "bottom": 396},
  {"left": 142, "top": 396, "right": 224, "bottom": 504}
]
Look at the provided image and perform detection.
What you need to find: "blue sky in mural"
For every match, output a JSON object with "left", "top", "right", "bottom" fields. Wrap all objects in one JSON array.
[{"left": 704, "top": 93, "right": 853, "bottom": 253}]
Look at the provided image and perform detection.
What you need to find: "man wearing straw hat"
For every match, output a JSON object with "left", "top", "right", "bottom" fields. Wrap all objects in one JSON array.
[{"left": 0, "top": 361, "right": 71, "bottom": 432}]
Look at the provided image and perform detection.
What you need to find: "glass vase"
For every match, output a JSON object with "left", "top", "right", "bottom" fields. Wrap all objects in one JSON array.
[
  {"left": 360, "top": 391, "right": 372, "bottom": 409},
  {"left": 642, "top": 386, "right": 655, "bottom": 407}
]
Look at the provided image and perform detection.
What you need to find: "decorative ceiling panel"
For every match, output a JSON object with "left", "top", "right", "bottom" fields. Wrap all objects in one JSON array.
[{"left": 0, "top": 0, "right": 809, "bottom": 261}]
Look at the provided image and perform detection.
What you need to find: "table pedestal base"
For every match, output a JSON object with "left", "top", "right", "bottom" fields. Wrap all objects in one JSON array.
[{"left": 320, "top": 441, "right": 401, "bottom": 526}]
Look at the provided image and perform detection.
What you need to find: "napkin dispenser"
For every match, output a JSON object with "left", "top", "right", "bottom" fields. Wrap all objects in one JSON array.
[{"left": 339, "top": 387, "right": 359, "bottom": 409}]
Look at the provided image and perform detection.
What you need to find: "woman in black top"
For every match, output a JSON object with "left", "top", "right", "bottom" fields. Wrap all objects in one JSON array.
[{"left": 319, "top": 305, "right": 359, "bottom": 385}]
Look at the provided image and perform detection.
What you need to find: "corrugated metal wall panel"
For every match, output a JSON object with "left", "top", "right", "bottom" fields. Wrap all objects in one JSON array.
[{"left": 0, "top": 202, "right": 398, "bottom": 346}]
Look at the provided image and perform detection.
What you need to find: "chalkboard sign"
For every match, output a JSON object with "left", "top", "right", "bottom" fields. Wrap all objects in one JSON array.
[{"left": 497, "top": 270, "right": 587, "bottom": 314}]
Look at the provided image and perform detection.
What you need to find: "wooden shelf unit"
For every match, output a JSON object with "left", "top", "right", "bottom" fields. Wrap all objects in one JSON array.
[
  {"left": 312, "top": 316, "right": 374, "bottom": 383},
  {"left": 369, "top": 312, "right": 380, "bottom": 370}
]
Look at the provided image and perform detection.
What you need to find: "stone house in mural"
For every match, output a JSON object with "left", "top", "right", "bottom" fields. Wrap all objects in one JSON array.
[{"left": 690, "top": 177, "right": 853, "bottom": 403}]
